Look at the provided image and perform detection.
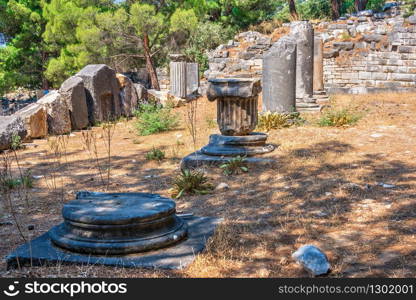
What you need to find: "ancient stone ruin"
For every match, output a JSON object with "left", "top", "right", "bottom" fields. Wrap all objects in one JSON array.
[
  {"left": 203, "top": 8, "right": 416, "bottom": 99},
  {"left": 7, "top": 192, "right": 220, "bottom": 269},
  {"left": 181, "top": 77, "right": 275, "bottom": 169},
  {"left": 0, "top": 64, "right": 150, "bottom": 150}
]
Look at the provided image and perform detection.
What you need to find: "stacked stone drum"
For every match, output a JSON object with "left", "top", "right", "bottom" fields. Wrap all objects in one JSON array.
[
  {"left": 202, "top": 78, "right": 275, "bottom": 157},
  {"left": 49, "top": 193, "right": 188, "bottom": 255}
]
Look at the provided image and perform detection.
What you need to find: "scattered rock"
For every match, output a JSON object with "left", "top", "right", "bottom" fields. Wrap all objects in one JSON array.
[
  {"left": 116, "top": 73, "right": 139, "bottom": 117},
  {"left": 76, "top": 64, "right": 122, "bottom": 124},
  {"left": 215, "top": 182, "right": 230, "bottom": 191},
  {"left": 0, "top": 115, "right": 27, "bottom": 151},
  {"left": 292, "top": 245, "right": 330, "bottom": 276},
  {"left": 14, "top": 103, "right": 47, "bottom": 140},
  {"left": 408, "top": 15, "right": 416, "bottom": 25},
  {"left": 37, "top": 91, "right": 71, "bottom": 135},
  {"left": 377, "top": 182, "right": 396, "bottom": 188},
  {"left": 0, "top": 221, "right": 13, "bottom": 226},
  {"left": 59, "top": 76, "right": 89, "bottom": 130}
]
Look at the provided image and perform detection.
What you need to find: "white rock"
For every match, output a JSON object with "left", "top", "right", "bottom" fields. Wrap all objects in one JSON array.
[
  {"left": 292, "top": 245, "right": 330, "bottom": 276},
  {"left": 215, "top": 182, "right": 230, "bottom": 191}
]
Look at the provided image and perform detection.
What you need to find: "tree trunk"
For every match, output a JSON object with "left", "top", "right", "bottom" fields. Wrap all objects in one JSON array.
[
  {"left": 288, "top": 0, "right": 299, "bottom": 20},
  {"left": 41, "top": 51, "right": 50, "bottom": 90},
  {"left": 331, "top": 0, "right": 340, "bottom": 20},
  {"left": 355, "top": 0, "right": 368, "bottom": 11},
  {"left": 142, "top": 33, "right": 160, "bottom": 91}
]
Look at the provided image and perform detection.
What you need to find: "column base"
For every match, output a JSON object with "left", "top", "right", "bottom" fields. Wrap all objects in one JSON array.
[{"left": 180, "top": 133, "right": 276, "bottom": 169}]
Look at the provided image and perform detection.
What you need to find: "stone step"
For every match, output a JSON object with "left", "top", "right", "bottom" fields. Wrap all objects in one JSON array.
[
  {"left": 313, "top": 94, "right": 329, "bottom": 99},
  {"left": 296, "top": 106, "right": 322, "bottom": 112},
  {"left": 296, "top": 102, "right": 320, "bottom": 108}
]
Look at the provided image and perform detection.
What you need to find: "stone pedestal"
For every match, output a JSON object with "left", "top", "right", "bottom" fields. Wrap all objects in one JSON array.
[
  {"left": 262, "top": 36, "right": 297, "bottom": 113},
  {"left": 181, "top": 78, "right": 275, "bottom": 169},
  {"left": 290, "top": 21, "right": 314, "bottom": 102},
  {"left": 6, "top": 192, "right": 221, "bottom": 269},
  {"left": 49, "top": 193, "right": 188, "bottom": 255},
  {"left": 313, "top": 37, "right": 324, "bottom": 92}
]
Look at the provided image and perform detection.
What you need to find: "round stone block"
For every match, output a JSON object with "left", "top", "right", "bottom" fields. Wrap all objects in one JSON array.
[
  {"left": 208, "top": 132, "right": 268, "bottom": 146},
  {"left": 49, "top": 193, "right": 188, "bottom": 255},
  {"left": 201, "top": 144, "right": 275, "bottom": 156},
  {"left": 201, "top": 133, "right": 275, "bottom": 157}
]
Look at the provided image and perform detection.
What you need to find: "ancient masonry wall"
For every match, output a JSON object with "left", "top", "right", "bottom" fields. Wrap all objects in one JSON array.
[
  {"left": 321, "top": 15, "right": 416, "bottom": 94},
  {"left": 205, "top": 12, "right": 416, "bottom": 94}
]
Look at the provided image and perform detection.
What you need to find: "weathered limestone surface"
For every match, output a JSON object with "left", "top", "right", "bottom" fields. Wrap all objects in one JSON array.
[
  {"left": 290, "top": 21, "right": 314, "bottom": 101},
  {"left": 15, "top": 103, "right": 47, "bottom": 140},
  {"left": 116, "top": 74, "right": 138, "bottom": 117},
  {"left": 262, "top": 36, "right": 297, "bottom": 113},
  {"left": 207, "top": 77, "right": 261, "bottom": 100},
  {"left": 59, "top": 76, "right": 89, "bottom": 130},
  {"left": 0, "top": 116, "right": 26, "bottom": 150},
  {"left": 169, "top": 61, "right": 187, "bottom": 98},
  {"left": 49, "top": 193, "right": 188, "bottom": 255},
  {"left": 186, "top": 63, "right": 199, "bottom": 95},
  {"left": 38, "top": 91, "right": 71, "bottom": 135},
  {"left": 207, "top": 78, "right": 261, "bottom": 136},
  {"left": 134, "top": 83, "right": 148, "bottom": 104},
  {"left": 313, "top": 37, "right": 324, "bottom": 91},
  {"left": 76, "top": 64, "right": 122, "bottom": 123},
  {"left": 181, "top": 77, "right": 275, "bottom": 168}
]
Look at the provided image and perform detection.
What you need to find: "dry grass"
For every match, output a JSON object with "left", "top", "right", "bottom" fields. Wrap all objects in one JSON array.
[{"left": 2, "top": 93, "right": 416, "bottom": 278}]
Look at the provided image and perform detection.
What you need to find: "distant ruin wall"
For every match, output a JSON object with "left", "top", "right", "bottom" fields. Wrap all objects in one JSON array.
[
  {"left": 205, "top": 10, "right": 416, "bottom": 95},
  {"left": 322, "top": 16, "right": 416, "bottom": 94}
]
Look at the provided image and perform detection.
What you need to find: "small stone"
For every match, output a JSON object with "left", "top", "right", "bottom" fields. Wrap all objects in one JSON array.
[
  {"left": 323, "top": 49, "right": 339, "bottom": 58},
  {"left": 333, "top": 42, "right": 354, "bottom": 51},
  {"left": 408, "top": 15, "right": 416, "bottom": 25},
  {"left": 358, "top": 9, "right": 373, "bottom": 17},
  {"left": 378, "top": 182, "right": 396, "bottom": 188},
  {"left": 0, "top": 221, "right": 13, "bottom": 226},
  {"left": 292, "top": 245, "right": 330, "bottom": 276},
  {"left": 215, "top": 182, "right": 230, "bottom": 191}
]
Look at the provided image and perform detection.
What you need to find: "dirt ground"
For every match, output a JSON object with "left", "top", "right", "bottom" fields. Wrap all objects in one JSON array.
[{"left": 1, "top": 93, "right": 416, "bottom": 278}]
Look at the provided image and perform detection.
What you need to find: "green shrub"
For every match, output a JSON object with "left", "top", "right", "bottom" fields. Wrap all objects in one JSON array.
[
  {"left": 171, "top": 169, "right": 213, "bottom": 198},
  {"left": 146, "top": 147, "right": 165, "bottom": 161},
  {"left": 134, "top": 104, "right": 179, "bottom": 136},
  {"left": 11, "top": 134, "right": 23, "bottom": 150},
  {"left": 274, "top": 0, "right": 332, "bottom": 22},
  {"left": 318, "top": 108, "right": 361, "bottom": 127},
  {"left": 184, "top": 22, "right": 234, "bottom": 73},
  {"left": 1, "top": 170, "right": 33, "bottom": 190},
  {"left": 220, "top": 156, "right": 248, "bottom": 176}
]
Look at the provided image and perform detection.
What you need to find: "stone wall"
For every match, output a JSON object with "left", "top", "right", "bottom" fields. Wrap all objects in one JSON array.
[
  {"left": 321, "top": 13, "right": 416, "bottom": 94},
  {"left": 204, "top": 6, "right": 416, "bottom": 95}
]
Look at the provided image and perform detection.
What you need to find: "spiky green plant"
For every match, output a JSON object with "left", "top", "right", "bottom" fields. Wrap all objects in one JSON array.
[
  {"left": 220, "top": 156, "right": 248, "bottom": 176},
  {"left": 146, "top": 147, "right": 165, "bottom": 161},
  {"left": 318, "top": 108, "right": 361, "bottom": 127},
  {"left": 258, "top": 112, "right": 304, "bottom": 132},
  {"left": 171, "top": 169, "right": 213, "bottom": 198}
]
